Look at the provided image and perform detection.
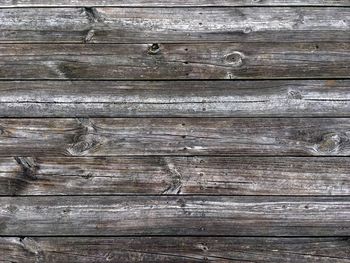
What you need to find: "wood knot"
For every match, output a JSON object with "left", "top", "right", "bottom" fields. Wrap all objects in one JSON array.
[
  {"left": 67, "top": 119, "right": 102, "bottom": 156},
  {"left": 243, "top": 27, "right": 252, "bottom": 34},
  {"left": 225, "top": 52, "right": 244, "bottom": 66},
  {"left": 0, "top": 125, "right": 12, "bottom": 137},
  {"left": 84, "top": 7, "right": 102, "bottom": 23},
  {"left": 177, "top": 198, "right": 186, "bottom": 207},
  {"left": 288, "top": 90, "right": 303, "bottom": 100},
  {"left": 6, "top": 205, "right": 18, "bottom": 213},
  {"left": 84, "top": 29, "right": 95, "bottom": 43},
  {"left": 197, "top": 243, "right": 209, "bottom": 252},
  {"left": 14, "top": 157, "right": 38, "bottom": 180},
  {"left": 19, "top": 237, "right": 44, "bottom": 262},
  {"left": 148, "top": 43, "right": 161, "bottom": 55},
  {"left": 314, "top": 133, "right": 342, "bottom": 154},
  {"left": 225, "top": 72, "right": 235, "bottom": 79},
  {"left": 68, "top": 134, "right": 101, "bottom": 156}
]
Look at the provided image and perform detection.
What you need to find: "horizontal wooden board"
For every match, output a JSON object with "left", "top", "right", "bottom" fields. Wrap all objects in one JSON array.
[
  {"left": 1, "top": 43, "right": 350, "bottom": 79},
  {"left": 1, "top": 237, "right": 349, "bottom": 263},
  {"left": 2, "top": 0, "right": 350, "bottom": 7},
  {"left": 1, "top": 118, "right": 350, "bottom": 156},
  {"left": 0, "top": 8, "right": 349, "bottom": 43},
  {"left": 1, "top": 157, "right": 349, "bottom": 196},
  {"left": 1, "top": 80, "right": 350, "bottom": 117},
  {"left": 0, "top": 196, "right": 349, "bottom": 236}
]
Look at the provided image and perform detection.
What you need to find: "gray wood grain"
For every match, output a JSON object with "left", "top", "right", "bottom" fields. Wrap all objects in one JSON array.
[
  {"left": 1, "top": 0, "right": 349, "bottom": 7},
  {"left": 0, "top": 8, "right": 349, "bottom": 43},
  {"left": 1, "top": 237, "right": 349, "bottom": 263},
  {"left": 0, "top": 196, "right": 349, "bottom": 236},
  {"left": 1, "top": 80, "right": 350, "bottom": 117},
  {"left": 1, "top": 157, "right": 349, "bottom": 196},
  {"left": 1, "top": 43, "right": 350, "bottom": 79},
  {"left": 1, "top": 118, "right": 350, "bottom": 156}
]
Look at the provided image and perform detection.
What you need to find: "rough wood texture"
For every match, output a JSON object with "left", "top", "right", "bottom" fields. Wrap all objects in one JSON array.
[
  {"left": 1, "top": 0, "right": 350, "bottom": 7},
  {"left": 1, "top": 237, "right": 349, "bottom": 263},
  {"left": 0, "top": 0, "right": 349, "bottom": 259},
  {"left": 1, "top": 80, "right": 350, "bottom": 117},
  {"left": 0, "top": 7, "right": 349, "bottom": 43},
  {"left": 0, "top": 157, "right": 349, "bottom": 196},
  {"left": 1, "top": 43, "right": 350, "bottom": 79},
  {"left": 0, "top": 196, "right": 349, "bottom": 236},
  {"left": 1, "top": 118, "right": 350, "bottom": 156}
]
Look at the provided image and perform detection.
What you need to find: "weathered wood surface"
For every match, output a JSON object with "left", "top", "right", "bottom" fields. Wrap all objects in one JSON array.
[
  {"left": 0, "top": 1, "right": 349, "bottom": 260},
  {"left": 1, "top": 43, "right": 350, "bottom": 79},
  {"left": 2, "top": 0, "right": 350, "bottom": 7},
  {"left": 1, "top": 237, "right": 349, "bottom": 263},
  {"left": 1, "top": 157, "right": 349, "bottom": 196},
  {"left": 0, "top": 196, "right": 349, "bottom": 236},
  {"left": 0, "top": 8, "right": 349, "bottom": 43},
  {"left": 0, "top": 118, "right": 350, "bottom": 156},
  {"left": 1, "top": 80, "right": 350, "bottom": 117}
]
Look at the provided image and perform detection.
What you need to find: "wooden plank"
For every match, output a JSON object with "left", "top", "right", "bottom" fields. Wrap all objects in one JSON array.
[
  {"left": 1, "top": 157, "right": 349, "bottom": 196},
  {"left": 1, "top": 0, "right": 350, "bottom": 7},
  {"left": 1, "top": 80, "right": 350, "bottom": 117},
  {"left": 1, "top": 43, "right": 350, "bottom": 79},
  {"left": 0, "top": 196, "right": 349, "bottom": 236},
  {"left": 1, "top": 118, "right": 350, "bottom": 156},
  {"left": 0, "top": 118, "right": 350, "bottom": 156},
  {"left": 1, "top": 237, "right": 349, "bottom": 263},
  {"left": 0, "top": 8, "right": 349, "bottom": 43}
]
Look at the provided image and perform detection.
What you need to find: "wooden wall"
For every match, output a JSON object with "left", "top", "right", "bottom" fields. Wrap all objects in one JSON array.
[{"left": 0, "top": 1, "right": 349, "bottom": 262}]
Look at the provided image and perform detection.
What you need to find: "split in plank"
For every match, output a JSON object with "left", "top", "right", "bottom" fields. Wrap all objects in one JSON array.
[
  {"left": 1, "top": 118, "right": 350, "bottom": 156},
  {"left": 0, "top": 196, "right": 349, "bottom": 236},
  {"left": 1, "top": 43, "right": 350, "bottom": 79},
  {"left": 0, "top": 7, "right": 349, "bottom": 43},
  {"left": 0, "top": 156, "right": 349, "bottom": 196},
  {"left": 2, "top": 0, "right": 350, "bottom": 7},
  {"left": 1, "top": 80, "right": 350, "bottom": 117},
  {"left": 1, "top": 237, "right": 349, "bottom": 262}
]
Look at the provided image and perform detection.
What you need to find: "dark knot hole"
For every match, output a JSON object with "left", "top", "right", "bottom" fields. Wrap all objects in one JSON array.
[{"left": 148, "top": 43, "right": 161, "bottom": 55}]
